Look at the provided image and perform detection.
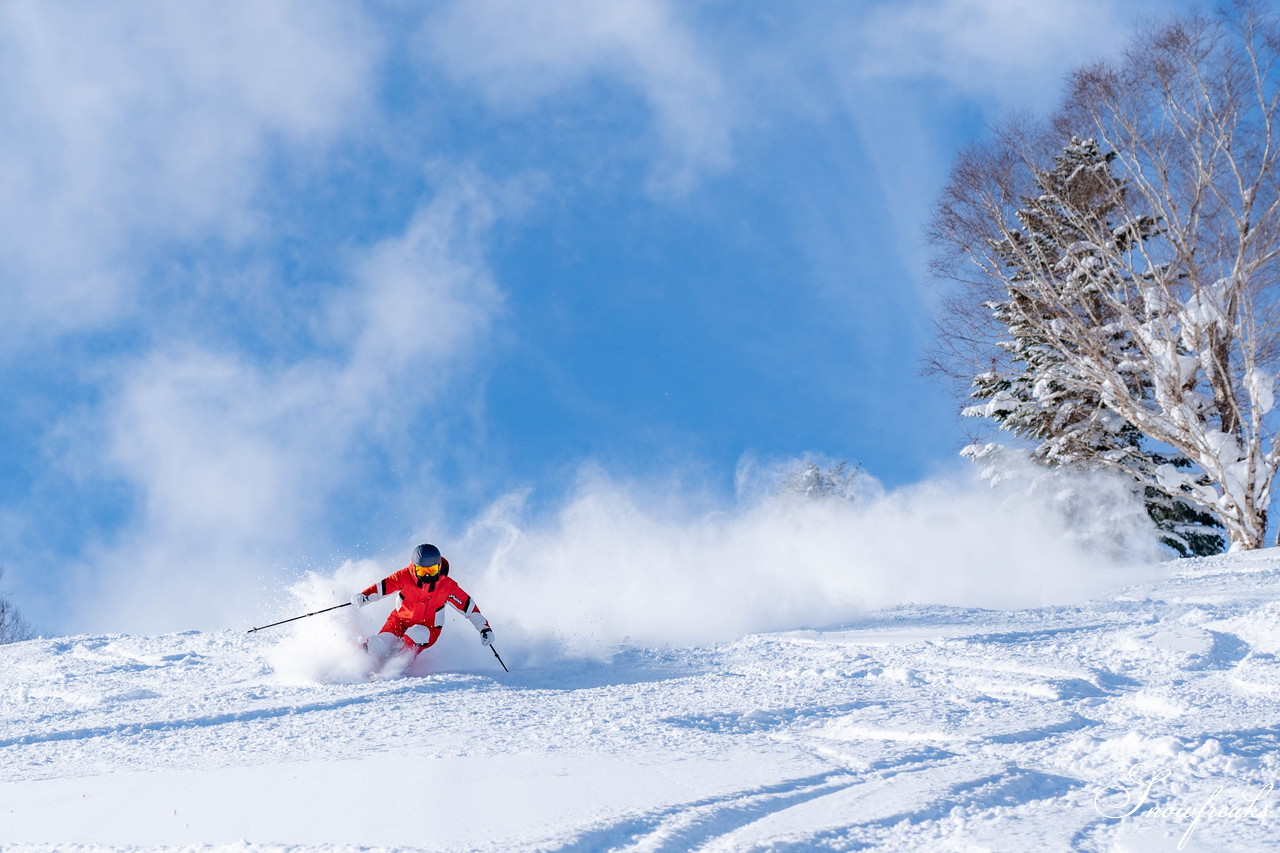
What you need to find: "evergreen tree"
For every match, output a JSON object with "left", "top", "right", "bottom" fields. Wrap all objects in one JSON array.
[
  {"left": 964, "top": 138, "right": 1223, "bottom": 556},
  {"left": 780, "top": 460, "right": 869, "bottom": 502}
]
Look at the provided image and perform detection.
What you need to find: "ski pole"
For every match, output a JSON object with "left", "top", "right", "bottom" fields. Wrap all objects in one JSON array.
[
  {"left": 247, "top": 602, "right": 351, "bottom": 633},
  {"left": 490, "top": 644, "right": 510, "bottom": 672}
]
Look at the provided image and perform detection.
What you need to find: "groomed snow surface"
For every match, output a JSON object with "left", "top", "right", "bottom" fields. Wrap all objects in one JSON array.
[{"left": 4, "top": 550, "right": 1280, "bottom": 852}]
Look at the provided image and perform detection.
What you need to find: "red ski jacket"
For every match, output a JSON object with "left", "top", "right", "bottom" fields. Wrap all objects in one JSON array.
[{"left": 360, "top": 561, "right": 489, "bottom": 646}]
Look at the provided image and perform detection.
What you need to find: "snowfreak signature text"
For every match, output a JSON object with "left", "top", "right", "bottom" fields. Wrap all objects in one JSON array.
[{"left": 1094, "top": 767, "right": 1275, "bottom": 849}]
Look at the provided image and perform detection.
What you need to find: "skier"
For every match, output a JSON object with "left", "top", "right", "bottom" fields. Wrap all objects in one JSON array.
[{"left": 351, "top": 543, "right": 494, "bottom": 661}]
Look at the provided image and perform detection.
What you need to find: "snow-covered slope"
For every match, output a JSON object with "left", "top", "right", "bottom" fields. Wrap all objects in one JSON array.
[{"left": 4, "top": 551, "right": 1280, "bottom": 852}]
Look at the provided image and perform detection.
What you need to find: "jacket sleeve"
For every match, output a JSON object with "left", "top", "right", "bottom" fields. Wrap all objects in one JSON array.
[
  {"left": 443, "top": 578, "right": 490, "bottom": 633},
  {"left": 360, "top": 567, "right": 409, "bottom": 602}
]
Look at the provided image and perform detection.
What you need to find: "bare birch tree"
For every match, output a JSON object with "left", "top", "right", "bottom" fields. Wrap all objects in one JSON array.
[{"left": 932, "top": 4, "right": 1280, "bottom": 550}]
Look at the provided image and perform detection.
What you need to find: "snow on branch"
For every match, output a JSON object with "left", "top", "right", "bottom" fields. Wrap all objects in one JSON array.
[{"left": 931, "top": 6, "right": 1280, "bottom": 551}]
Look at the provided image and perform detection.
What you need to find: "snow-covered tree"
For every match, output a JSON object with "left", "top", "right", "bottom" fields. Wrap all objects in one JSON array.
[
  {"left": 932, "top": 5, "right": 1280, "bottom": 550},
  {"left": 0, "top": 567, "right": 34, "bottom": 644},
  {"left": 962, "top": 138, "right": 1224, "bottom": 556},
  {"left": 780, "top": 460, "right": 869, "bottom": 503}
]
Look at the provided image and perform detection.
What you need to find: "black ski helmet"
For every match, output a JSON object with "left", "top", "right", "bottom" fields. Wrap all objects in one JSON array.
[{"left": 412, "top": 543, "right": 442, "bottom": 568}]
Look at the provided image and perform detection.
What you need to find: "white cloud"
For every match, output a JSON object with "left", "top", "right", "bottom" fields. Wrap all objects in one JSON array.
[
  {"left": 0, "top": 0, "right": 381, "bottom": 347},
  {"left": 420, "top": 0, "right": 733, "bottom": 194},
  {"left": 847, "top": 0, "right": 1137, "bottom": 107},
  {"left": 72, "top": 174, "right": 505, "bottom": 633},
  {"left": 342, "top": 172, "right": 504, "bottom": 381}
]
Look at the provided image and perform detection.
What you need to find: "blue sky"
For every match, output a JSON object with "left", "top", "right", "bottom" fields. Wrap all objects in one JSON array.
[{"left": 0, "top": 0, "right": 1196, "bottom": 634}]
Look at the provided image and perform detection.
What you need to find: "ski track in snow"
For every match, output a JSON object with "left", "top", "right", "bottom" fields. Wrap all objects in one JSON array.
[{"left": 3, "top": 552, "right": 1280, "bottom": 851}]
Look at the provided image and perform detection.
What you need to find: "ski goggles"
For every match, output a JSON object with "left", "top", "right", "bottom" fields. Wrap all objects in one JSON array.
[{"left": 412, "top": 562, "right": 441, "bottom": 578}]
